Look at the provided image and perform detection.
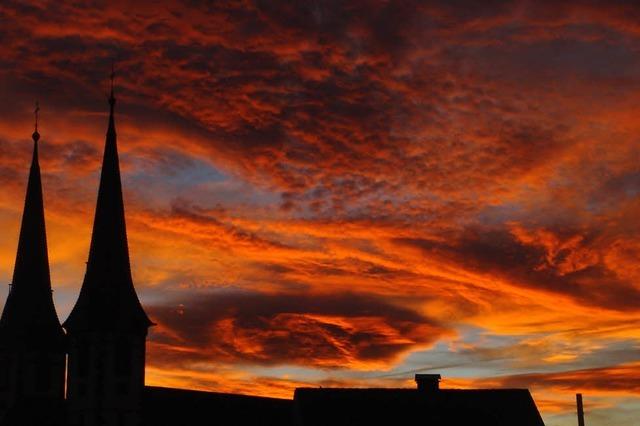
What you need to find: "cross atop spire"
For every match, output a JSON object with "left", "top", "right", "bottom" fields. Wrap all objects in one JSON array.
[{"left": 33, "top": 101, "right": 40, "bottom": 142}]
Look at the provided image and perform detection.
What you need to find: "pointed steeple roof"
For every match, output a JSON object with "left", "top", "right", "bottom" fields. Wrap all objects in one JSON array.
[
  {"left": 0, "top": 105, "right": 65, "bottom": 349},
  {"left": 64, "top": 77, "right": 152, "bottom": 333}
]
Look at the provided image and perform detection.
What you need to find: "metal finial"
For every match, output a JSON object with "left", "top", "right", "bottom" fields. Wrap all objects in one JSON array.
[{"left": 32, "top": 101, "right": 40, "bottom": 142}]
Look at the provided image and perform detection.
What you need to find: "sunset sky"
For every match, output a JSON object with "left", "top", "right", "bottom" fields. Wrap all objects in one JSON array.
[{"left": 1, "top": 1, "right": 640, "bottom": 425}]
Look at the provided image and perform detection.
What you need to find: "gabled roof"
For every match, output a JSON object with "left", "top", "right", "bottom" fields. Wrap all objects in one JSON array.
[
  {"left": 142, "top": 386, "right": 293, "bottom": 426},
  {"left": 0, "top": 130, "right": 65, "bottom": 349},
  {"left": 293, "top": 387, "right": 546, "bottom": 426},
  {"left": 64, "top": 92, "right": 152, "bottom": 333}
]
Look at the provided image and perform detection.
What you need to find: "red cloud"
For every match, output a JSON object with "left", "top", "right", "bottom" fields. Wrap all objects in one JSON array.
[{"left": 147, "top": 290, "right": 452, "bottom": 369}]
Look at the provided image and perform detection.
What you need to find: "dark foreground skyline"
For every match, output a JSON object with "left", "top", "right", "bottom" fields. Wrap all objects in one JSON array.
[{"left": 1, "top": 2, "right": 639, "bottom": 425}]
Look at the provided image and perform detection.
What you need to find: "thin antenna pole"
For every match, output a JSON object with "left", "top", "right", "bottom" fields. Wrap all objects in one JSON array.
[{"left": 576, "top": 393, "right": 585, "bottom": 426}]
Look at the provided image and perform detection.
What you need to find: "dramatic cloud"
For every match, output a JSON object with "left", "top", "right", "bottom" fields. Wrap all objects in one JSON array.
[{"left": 147, "top": 290, "right": 450, "bottom": 369}]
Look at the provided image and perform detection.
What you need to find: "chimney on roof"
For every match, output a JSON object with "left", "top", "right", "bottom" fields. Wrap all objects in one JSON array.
[
  {"left": 415, "top": 374, "right": 441, "bottom": 392},
  {"left": 576, "top": 393, "right": 585, "bottom": 426}
]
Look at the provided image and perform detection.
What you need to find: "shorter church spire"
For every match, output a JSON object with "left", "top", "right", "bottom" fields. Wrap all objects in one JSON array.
[{"left": 0, "top": 104, "right": 65, "bottom": 348}]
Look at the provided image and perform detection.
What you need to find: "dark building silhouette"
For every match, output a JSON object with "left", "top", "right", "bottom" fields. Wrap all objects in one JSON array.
[
  {"left": 0, "top": 92, "right": 548, "bottom": 426},
  {"left": 63, "top": 86, "right": 153, "bottom": 426},
  {"left": 0, "top": 115, "right": 66, "bottom": 423},
  {"left": 142, "top": 387, "right": 291, "bottom": 426},
  {"left": 293, "top": 374, "right": 545, "bottom": 426}
]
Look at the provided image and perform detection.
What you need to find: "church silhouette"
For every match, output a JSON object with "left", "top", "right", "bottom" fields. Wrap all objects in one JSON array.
[{"left": 0, "top": 86, "right": 547, "bottom": 426}]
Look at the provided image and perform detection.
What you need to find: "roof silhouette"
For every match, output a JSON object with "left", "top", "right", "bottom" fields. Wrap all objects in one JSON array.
[
  {"left": 142, "top": 386, "right": 292, "bottom": 426},
  {"left": 138, "top": 382, "right": 547, "bottom": 426},
  {"left": 293, "top": 387, "right": 546, "bottom": 426}
]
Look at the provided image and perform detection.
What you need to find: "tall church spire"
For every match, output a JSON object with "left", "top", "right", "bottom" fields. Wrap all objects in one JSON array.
[
  {"left": 64, "top": 75, "right": 151, "bottom": 426},
  {"left": 64, "top": 73, "right": 152, "bottom": 333},
  {"left": 0, "top": 104, "right": 64, "bottom": 346}
]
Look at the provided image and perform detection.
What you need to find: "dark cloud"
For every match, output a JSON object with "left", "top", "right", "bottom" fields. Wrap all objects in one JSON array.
[
  {"left": 0, "top": 0, "right": 580, "bottom": 218},
  {"left": 394, "top": 223, "right": 640, "bottom": 312},
  {"left": 147, "top": 290, "right": 450, "bottom": 368}
]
